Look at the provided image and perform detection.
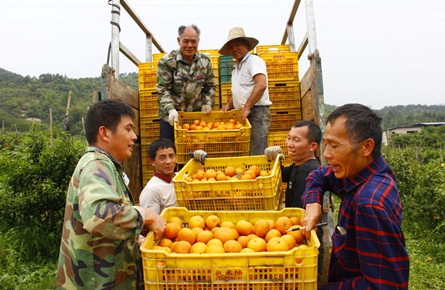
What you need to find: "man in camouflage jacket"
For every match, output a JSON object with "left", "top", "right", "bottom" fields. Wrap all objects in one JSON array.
[
  {"left": 57, "top": 99, "right": 165, "bottom": 290},
  {"left": 157, "top": 24, "right": 216, "bottom": 141}
]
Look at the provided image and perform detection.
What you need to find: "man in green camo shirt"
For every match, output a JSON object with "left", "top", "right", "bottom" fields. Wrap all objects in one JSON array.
[
  {"left": 57, "top": 99, "right": 165, "bottom": 290},
  {"left": 157, "top": 23, "right": 216, "bottom": 141}
]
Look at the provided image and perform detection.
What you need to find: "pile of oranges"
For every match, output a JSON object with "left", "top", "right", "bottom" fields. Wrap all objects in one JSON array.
[
  {"left": 185, "top": 165, "right": 270, "bottom": 182},
  {"left": 176, "top": 118, "right": 246, "bottom": 131},
  {"left": 152, "top": 214, "right": 308, "bottom": 255}
]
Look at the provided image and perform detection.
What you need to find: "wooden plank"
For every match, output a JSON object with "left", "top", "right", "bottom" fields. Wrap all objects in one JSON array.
[{"left": 102, "top": 67, "right": 143, "bottom": 200}]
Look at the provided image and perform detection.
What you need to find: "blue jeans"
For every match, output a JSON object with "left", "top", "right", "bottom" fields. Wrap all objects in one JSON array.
[{"left": 248, "top": 106, "right": 271, "bottom": 156}]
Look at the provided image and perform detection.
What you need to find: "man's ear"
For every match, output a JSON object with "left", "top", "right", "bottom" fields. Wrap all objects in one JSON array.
[
  {"left": 362, "top": 138, "right": 375, "bottom": 157},
  {"left": 98, "top": 126, "right": 109, "bottom": 143},
  {"left": 309, "top": 142, "right": 318, "bottom": 152}
]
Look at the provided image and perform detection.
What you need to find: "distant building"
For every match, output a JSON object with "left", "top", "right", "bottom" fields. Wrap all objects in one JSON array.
[{"left": 382, "top": 122, "right": 445, "bottom": 145}]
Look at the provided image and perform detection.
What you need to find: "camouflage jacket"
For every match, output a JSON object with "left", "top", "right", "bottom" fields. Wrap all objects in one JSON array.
[
  {"left": 57, "top": 147, "right": 146, "bottom": 290},
  {"left": 157, "top": 49, "right": 216, "bottom": 121}
]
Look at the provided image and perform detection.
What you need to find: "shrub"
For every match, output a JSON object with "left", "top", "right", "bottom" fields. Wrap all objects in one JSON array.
[{"left": 0, "top": 124, "right": 85, "bottom": 260}]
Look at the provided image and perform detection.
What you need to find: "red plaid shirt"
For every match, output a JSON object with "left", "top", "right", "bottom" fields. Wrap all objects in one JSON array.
[{"left": 303, "top": 155, "right": 410, "bottom": 289}]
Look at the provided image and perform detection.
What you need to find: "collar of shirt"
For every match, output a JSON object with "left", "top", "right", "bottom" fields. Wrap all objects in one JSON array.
[
  {"left": 89, "top": 145, "right": 124, "bottom": 171},
  {"left": 153, "top": 171, "right": 173, "bottom": 183},
  {"left": 343, "top": 154, "right": 389, "bottom": 192},
  {"left": 236, "top": 52, "right": 252, "bottom": 69}
]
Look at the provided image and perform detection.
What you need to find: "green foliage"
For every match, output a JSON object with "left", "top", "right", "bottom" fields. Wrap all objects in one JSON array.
[
  {"left": 0, "top": 68, "right": 138, "bottom": 136},
  {"left": 0, "top": 125, "right": 85, "bottom": 260},
  {"left": 0, "top": 230, "right": 57, "bottom": 290}
]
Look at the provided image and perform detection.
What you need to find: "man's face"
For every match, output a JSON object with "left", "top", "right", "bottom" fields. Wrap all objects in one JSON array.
[
  {"left": 286, "top": 126, "right": 315, "bottom": 164},
  {"left": 228, "top": 39, "right": 249, "bottom": 61},
  {"left": 323, "top": 116, "right": 366, "bottom": 180},
  {"left": 150, "top": 147, "right": 176, "bottom": 177},
  {"left": 106, "top": 115, "right": 137, "bottom": 163},
  {"left": 177, "top": 27, "right": 199, "bottom": 60}
]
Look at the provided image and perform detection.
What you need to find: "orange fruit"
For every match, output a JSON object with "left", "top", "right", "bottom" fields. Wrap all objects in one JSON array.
[
  {"left": 193, "top": 119, "right": 200, "bottom": 125},
  {"left": 267, "top": 219, "right": 275, "bottom": 230},
  {"left": 247, "top": 237, "right": 267, "bottom": 252},
  {"left": 192, "top": 227, "right": 203, "bottom": 236},
  {"left": 159, "top": 238, "right": 173, "bottom": 248},
  {"left": 176, "top": 125, "right": 182, "bottom": 129},
  {"left": 244, "top": 170, "right": 256, "bottom": 178},
  {"left": 287, "top": 226, "right": 304, "bottom": 244},
  {"left": 199, "top": 120, "right": 207, "bottom": 127},
  {"left": 205, "top": 215, "right": 221, "bottom": 229},
  {"left": 235, "top": 167, "right": 244, "bottom": 175},
  {"left": 231, "top": 228, "right": 240, "bottom": 240},
  {"left": 254, "top": 219, "right": 270, "bottom": 238},
  {"left": 247, "top": 233, "right": 259, "bottom": 240},
  {"left": 240, "top": 248, "right": 255, "bottom": 253},
  {"left": 267, "top": 237, "right": 289, "bottom": 252},
  {"left": 177, "top": 228, "right": 197, "bottom": 245},
  {"left": 190, "top": 242, "right": 208, "bottom": 254},
  {"left": 185, "top": 176, "right": 193, "bottom": 182},
  {"left": 249, "top": 165, "right": 261, "bottom": 177},
  {"left": 220, "top": 221, "right": 236, "bottom": 229},
  {"left": 228, "top": 118, "right": 236, "bottom": 124},
  {"left": 190, "top": 124, "right": 197, "bottom": 130},
  {"left": 290, "top": 217, "right": 301, "bottom": 226},
  {"left": 216, "top": 172, "right": 227, "bottom": 181},
  {"left": 281, "top": 234, "right": 297, "bottom": 249},
  {"left": 206, "top": 244, "right": 225, "bottom": 253},
  {"left": 265, "top": 229, "right": 282, "bottom": 242},
  {"left": 240, "top": 174, "right": 254, "bottom": 180},
  {"left": 196, "top": 230, "right": 214, "bottom": 244},
  {"left": 183, "top": 123, "right": 190, "bottom": 130},
  {"left": 207, "top": 238, "right": 223, "bottom": 247},
  {"left": 236, "top": 220, "right": 254, "bottom": 236},
  {"left": 259, "top": 170, "right": 269, "bottom": 177},
  {"left": 214, "top": 227, "right": 237, "bottom": 244},
  {"left": 195, "top": 169, "right": 206, "bottom": 180},
  {"left": 188, "top": 215, "right": 205, "bottom": 229},
  {"left": 275, "top": 216, "right": 293, "bottom": 234},
  {"left": 205, "top": 169, "right": 217, "bottom": 179},
  {"left": 210, "top": 226, "right": 220, "bottom": 235},
  {"left": 164, "top": 222, "right": 181, "bottom": 239},
  {"left": 172, "top": 240, "right": 191, "bottom": 253},
  {"left": 212, "top": 122, "right": 220, "bottom": 129},
  {"left": 168, "top": 216, "right": 183, "bottom": 227},
  {"left": 237, "top": 236, "right": 250, "bottom": 248},
  {"left": 224, "top": 166, "right": 236, "bottom": 177},
  {"left": 224, "top": 240, "right": 243, "bottom": 253}
]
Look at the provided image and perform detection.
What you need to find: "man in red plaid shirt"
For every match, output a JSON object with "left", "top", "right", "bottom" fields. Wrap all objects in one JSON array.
[{"left": 302, "top": 103, "right": 409, "bottom": 289}]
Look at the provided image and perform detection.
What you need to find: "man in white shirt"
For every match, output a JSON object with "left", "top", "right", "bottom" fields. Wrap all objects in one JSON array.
[
  {"left": 219, "top": 27, "right": 272, "bottom": 156},
  {"left": 140, "top": 138, "right": 178, "bottom": 214}
]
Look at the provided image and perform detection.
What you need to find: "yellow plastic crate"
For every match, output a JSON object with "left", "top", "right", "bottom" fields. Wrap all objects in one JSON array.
[
  {"left": 173, "top": 155, "right": 282, "bottom": 211},
  {"left": 260, "top": 52, "right": 299, "bottom": 81},
  {"left": 268, "top": 131, "right": 293, "bottom": 167},
  {"left": 141, "top": 207, "right": 319, "bottom": 290},
  {"left": 138, "top": 62, "right": 157, "bottom": 90},
  {"left": 174, "top": 110, "right": 251, "bottom": 164},
  {"left": 152, "top": 53, "right": 166, "bottom": 63},
  {"left": 256, "top": 44, "right": 291, "bottom": 55},
  {"left": 270, "top": 108, "right": 302, "bottom": 133}
]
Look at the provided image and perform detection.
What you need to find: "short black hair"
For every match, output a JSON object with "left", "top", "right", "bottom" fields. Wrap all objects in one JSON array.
[
  {"left": 293, "top": 120, "right": 322, "bottom": 145},
  {"left": 84, "top": 99, "right": 135, "bottom": 145},
  {"left": 148, "top": 138, "right": 176, "bottom": 160},
  {"left": 178, "top": 24, "right": 201, "bottom": 38},
  {"left": 327, "top": 103, "right": 382, "bottom": 159}
]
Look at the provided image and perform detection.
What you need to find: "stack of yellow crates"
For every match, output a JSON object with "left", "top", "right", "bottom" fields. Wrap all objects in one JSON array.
[{"left": 256, "top": 45, "right": 302, "bottom": 167}]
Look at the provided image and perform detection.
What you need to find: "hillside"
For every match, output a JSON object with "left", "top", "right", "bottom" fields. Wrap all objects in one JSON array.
[{"left": 1, "top": 68, "right": 445, "bottom": 134}]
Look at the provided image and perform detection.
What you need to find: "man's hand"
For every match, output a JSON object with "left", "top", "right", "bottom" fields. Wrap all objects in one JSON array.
[
  {"left": 193, "top": 150, "right": 208, "bottom": 163},
  {"left": 202, "top": 105, "right": 212, "bottom": 115},
  {"left": 301, "top": 203, "right": 322, "bottom": 240},
  {"left": 143, "top": 208, "right": 166, "bottom": 241},
  {"left": 264, "top": 146, "right": 284, "bottom": 161},
  {"left": 168, "top": 109, "right": 178, "bottom": 126}
]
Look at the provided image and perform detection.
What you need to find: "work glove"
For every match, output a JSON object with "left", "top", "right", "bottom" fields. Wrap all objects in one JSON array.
[
  {"left": 168, "top": 109, "right": 178, "bottom": 126},
  {"left": 264, "top": 146, "right": 285, "bottom": 162},
  {"left": 201, "top": 104, "right": 212, "bottom": 115},
  {"left": 193, "top": 149, "right": 208, "bottom": 163}
]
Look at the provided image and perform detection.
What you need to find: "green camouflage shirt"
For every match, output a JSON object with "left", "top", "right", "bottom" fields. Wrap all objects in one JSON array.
[
  {"left": 157, "top": 49, "right": 216, "bottom": 121},
  {"left": 57, "top": 147, "right": 146, "bottom": 290}
]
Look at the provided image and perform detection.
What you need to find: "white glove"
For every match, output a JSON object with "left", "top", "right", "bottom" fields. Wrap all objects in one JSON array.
[
  {"left": 193, "top": 150, "right": 208, "bottom": 163},
  {"left": 168, "top": 109, "right": 178, "bottom": 126},
  {"left": 264, "top": 146, "right": 284, "bottom": 162},
  {"left": 202, "top": 105, "right": 212, "bottom": 115}
]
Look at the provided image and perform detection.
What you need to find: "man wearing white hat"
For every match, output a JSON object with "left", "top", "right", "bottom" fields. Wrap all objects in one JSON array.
[{"left": 219, "top": 27, "right": 272, "bottom": 156}]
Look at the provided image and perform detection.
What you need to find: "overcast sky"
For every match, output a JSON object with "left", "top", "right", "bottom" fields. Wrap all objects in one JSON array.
[{"left": 1, "top": 0, "right": 444, "bottom": 109}]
